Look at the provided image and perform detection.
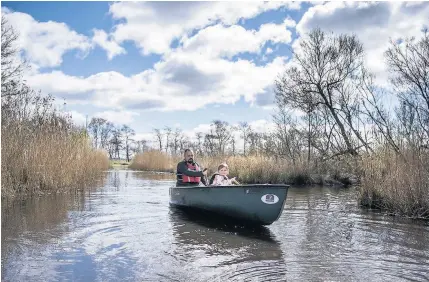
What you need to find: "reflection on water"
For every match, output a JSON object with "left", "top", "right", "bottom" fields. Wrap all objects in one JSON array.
[
  {"left": 169, "top": 207, "right": 287, "bottom": 281},
  {"left": 2, "top": 170, "right": 429, "bottom": 282}
]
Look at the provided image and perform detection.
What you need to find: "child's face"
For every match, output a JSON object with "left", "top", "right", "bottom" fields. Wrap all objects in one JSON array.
[{"left": 219, "top": 167, "right": 229, "bottom": 176}]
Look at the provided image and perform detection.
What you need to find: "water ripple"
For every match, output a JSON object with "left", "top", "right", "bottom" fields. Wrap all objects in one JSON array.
[{"left": 2, "top": 171, "right": 429, "bottom": 282}]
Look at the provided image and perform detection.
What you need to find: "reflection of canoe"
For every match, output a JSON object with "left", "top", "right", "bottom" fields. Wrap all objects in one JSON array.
[
  {"left": 169, "top": 207, "right": 284, "bottom": 263},
  {"left": 169, "top": 184, "right": 289, "bottom": 225}
]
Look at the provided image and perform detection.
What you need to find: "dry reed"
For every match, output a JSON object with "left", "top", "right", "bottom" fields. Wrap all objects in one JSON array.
[
  {"left": 1, "top": 121, "right": 110, "bottom": 200},
  {"left": 129, "top": 150, "right": 176, "bottom": 173},
  {"left": 358, "top": 148, "right": 429, "bottom": 218},
  {"left": 130, "top": 152, "right": 327, "bottom": 185}
]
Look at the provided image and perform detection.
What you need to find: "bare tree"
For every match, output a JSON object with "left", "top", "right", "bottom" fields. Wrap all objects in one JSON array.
[
  {"left": 385, "top": 31, "right": 429, "bottom": 148},
  {"left": 164, "top": 126, "right": 172, "bottom": 154},
  {"left": 88, "top": 117, "right": 107, "bottom": 149},
  {"left": 134, "top": 139, "right": 148, "bottom": 154},
  {"left": 195, "top": 132, "right": 204, "bottom": 157},
  {"left": 211, "top": 120, "right": 232, "bottom": 155},
  {"left": 1, "top": 16, "right": 28, "bottom": 97},
  {"left": 360, "top": 74, "right": 402, "bottom": 154},
  {"left": 172, "top": 128, "right": 183, "bottom": 156},
  {"left": 204, "top": 133, "right": 217, "bottom": 156},
  {"left": 122, "top": 125, "right": 135, "bottom": 162},
  {"left": 153, "top": 128, "right": 163, "bottom": 151},
  {"left": 100, "top": 121, "right": 114, "bottom": 150},
  {"left": 109, "top": 127, "right": 123, "bottom": 159},
  {"left": 238, "top": 122, "right": 251, "bottom": 156},
  {"left": 272, "top": 102, "right": 302, "bottom": 162},
  {"left": 275, "top": 28, "right": 369, "bottom": 157},
  {"left": 229, "top": 126, "right": 238, "bottom": 156}
]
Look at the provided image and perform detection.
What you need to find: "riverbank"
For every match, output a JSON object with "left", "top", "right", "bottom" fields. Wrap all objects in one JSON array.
[
  {"left": 130, "top": 150, "right": 428, "bottom": 219},
  {"left": 110, "top": 159, "right": 130, "bottom": 168},
  {"left": 1, "top": 122, "right": 110, "bottom": 201},
  {"left": 358, "top": 148, "right": 429, "bottom": 219}
]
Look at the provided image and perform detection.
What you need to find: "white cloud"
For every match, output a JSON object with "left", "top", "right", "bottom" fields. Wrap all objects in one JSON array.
[
  {"left": 248, "top": 119, "right": 276, "bottom": 133},
  {"left": 296, "top": 1, "right": 429, "bottom": 86},
  {"left": 92, "top": 110, "right": 140, "bottom": 125},
  {"left": 134, "top": 133, "right": 155, "bottom": 142},
  {"left": 26, "top": 48, "right": 288, "bottom": 112},
  {"left": 92, "top": 29, "right": 126, "bottom": 60},
  {"left": 109, "top": 1, "right": 299, "bottom": 56},
  {"left": 2, "top": 8, "right": 91, "bottom": 68},
  {"left": 180, "top": 18, "right": 295, "bottom": 59}
]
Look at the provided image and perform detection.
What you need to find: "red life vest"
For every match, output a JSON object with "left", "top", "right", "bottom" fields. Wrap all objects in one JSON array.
[{"left": 182, "top": 162, "right": 202, "bottom": 183}]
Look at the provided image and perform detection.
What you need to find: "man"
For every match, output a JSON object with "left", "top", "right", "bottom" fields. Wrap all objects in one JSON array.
[{"left": 176, "top": 149, "right": 208, "bottom": 186}]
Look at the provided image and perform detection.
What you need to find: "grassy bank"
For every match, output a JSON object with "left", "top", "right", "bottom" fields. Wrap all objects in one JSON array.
[
  {"left": 110, "top": 159, "right": 130, "bottom": 167},
  {"left": 129, "top": 151, "right": 357, "bottom": 186},
  {"left": 358, "top": 148, "right": 429, "bottom": 218},
  {"left": 1, "top": 121, "right": 110, "bottom": 200}
]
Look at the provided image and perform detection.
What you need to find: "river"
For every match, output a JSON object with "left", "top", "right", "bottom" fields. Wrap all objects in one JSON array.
[{"left": 2, "top": 169, "right": 429, "bottom": 281}]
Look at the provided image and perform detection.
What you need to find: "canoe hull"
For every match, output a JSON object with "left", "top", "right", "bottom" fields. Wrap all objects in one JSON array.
[{"left": 169, "top": 184, "right": 289, "bottom": 225}]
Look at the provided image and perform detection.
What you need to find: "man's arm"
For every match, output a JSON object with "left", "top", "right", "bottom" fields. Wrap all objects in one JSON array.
[{"left": 177, "top": 162, "right": 205, "bottom": 177}]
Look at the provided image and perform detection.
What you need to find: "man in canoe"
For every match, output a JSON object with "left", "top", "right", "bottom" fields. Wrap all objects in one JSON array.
[{"left": 176, "top": 149, "right": 208, "bottom": 186}]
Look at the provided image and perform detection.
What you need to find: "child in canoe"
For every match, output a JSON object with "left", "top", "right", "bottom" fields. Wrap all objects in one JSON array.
[{"left": 209, "top": 163, "right": 240, "bottom": 186}]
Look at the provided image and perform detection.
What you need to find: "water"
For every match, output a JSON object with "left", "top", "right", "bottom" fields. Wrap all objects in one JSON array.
[{"left": 2, "top": 169, "right": 429, "bottom": 281}]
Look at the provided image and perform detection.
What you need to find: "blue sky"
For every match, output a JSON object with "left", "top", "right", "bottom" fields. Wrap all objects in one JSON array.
[{"left": 2, "top": 1, "right": 428, "bottom": 146}]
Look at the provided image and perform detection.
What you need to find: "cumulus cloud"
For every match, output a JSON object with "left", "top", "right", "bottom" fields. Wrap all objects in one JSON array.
[
  {"left": 92, "top": 29, "right": 126, "bottom": 60},
  {"left": 248, "top": 119, "right": 276, "bottom": 133},
  {"left": 180, "top": 18, "right": 295, "bottom": 59},
  {"left": 109, "top": 1, "right": 300, "bottom": 56},
  {"left": 2, "top": 7, "right": 91, "bottom": 68},
  {"left": 295, "top": 1, "right": 429, "bottom": 86},
  {"left": 26, "top": 47, "right": 288, "bottom": 112}
]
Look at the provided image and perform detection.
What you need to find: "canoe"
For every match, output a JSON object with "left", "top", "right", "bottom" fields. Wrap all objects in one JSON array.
[{"left": 169, "top": 184, "right": 289, "bottom": 225}]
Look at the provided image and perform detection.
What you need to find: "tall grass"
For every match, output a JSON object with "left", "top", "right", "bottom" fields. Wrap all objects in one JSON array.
[
  {"left": 358, "top": 148, "right": 429, "bottom": 218},
  {"left": 129, "top": 151, "right": 355, "bottom": 185},
  {"left": 129, "top": 150, "right": 176, "bottom": 173},
  {"left": 1, "top": 120, "right": 110, "bottom": 200}
]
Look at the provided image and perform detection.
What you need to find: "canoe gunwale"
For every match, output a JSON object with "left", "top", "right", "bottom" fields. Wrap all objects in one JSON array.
[{"left": 171, "top": 184, "right": 290, "bottom": 189}]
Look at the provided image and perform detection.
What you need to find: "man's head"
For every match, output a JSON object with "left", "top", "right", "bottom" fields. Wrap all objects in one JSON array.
[{"left": 184, "top": 149, "right": 194, "bottom": 163}]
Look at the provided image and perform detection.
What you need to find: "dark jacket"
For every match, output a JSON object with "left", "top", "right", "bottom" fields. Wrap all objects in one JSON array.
[{"left": 176, "top": 160, "right": 207, "bottom": 186}]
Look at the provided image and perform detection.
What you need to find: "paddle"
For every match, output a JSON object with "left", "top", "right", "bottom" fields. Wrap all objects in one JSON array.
[
  {"left": 202, "top": 168, "right": 209, "bottom": 186},
  {"left": 231, "top": 178, "right": 241, "bottom": 185}
]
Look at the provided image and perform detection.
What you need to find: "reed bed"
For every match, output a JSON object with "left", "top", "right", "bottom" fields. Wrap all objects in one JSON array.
[
  {"left": 1, "top": 121, "right": 110, "bottom": 200},
  {"left": 129, "top": 151, "right": 350, "bottom": 185},
  {"left": 129, "top": 150, "right": 176, "bottom": 173},
  {"left": 358, "top": 148, "right": 429, "bottom": 218}
]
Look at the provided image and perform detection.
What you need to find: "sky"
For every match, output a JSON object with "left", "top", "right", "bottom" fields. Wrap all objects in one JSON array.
[{"left": 2, "top": 1, "right": 428, "bottom": 147}]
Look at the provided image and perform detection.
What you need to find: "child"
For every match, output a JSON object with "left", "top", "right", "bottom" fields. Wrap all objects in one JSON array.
[{"left": 210, "top": 163, "right": 238, "bottom": 186}]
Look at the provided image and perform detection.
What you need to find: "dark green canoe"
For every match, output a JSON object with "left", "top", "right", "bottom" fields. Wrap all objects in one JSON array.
[{"left": 169, "top": 184, "right": 289, "bottom": 225}]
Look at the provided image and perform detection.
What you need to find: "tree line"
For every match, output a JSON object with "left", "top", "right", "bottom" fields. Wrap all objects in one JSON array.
[{"left": 86, "top": 119, "right": 264, "bottom": 161}]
